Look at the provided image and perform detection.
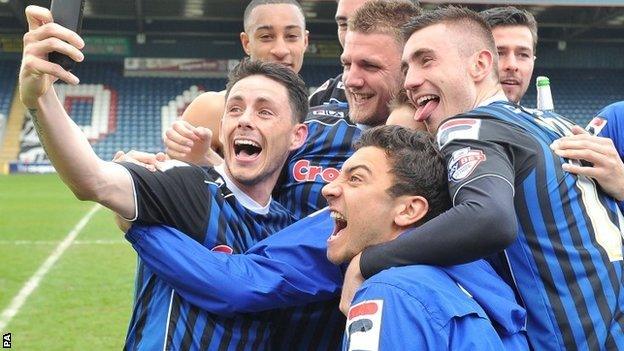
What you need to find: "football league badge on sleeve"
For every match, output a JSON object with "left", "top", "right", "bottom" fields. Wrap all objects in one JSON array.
[{"left": 448, "top": 147, "right": 486, "bottom": 182}]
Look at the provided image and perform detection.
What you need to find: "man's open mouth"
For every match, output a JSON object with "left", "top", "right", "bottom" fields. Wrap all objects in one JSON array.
[
  {"left": 329, "top": 210, "right": 348, "bottom": 240},
  {"left": 234, "top": 139, "right": 262, "bottom": 160},
  {"left": 414, "top": 94, "right": 440, "bottom": 121}
]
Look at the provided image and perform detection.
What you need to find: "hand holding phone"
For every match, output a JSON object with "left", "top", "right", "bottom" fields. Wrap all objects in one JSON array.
[{"left": 49, "top": 0, "right": 85, "bottom": 71}]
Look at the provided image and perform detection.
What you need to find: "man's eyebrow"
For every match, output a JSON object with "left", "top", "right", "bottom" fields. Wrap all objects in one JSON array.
[
  {"left": 255, "top": 24, "right": 303, "bottom": 31},
  {"left": 408, "top": 48, "right": 435, "bottom": 62},
  {"left": 227, "top": 95, "right": 245, "bottom": 103},
  {"left": 344, "top": 164, "right": 372, "bottom": 175},
  {"left": 255, "top": 25, "right": 274, "bottom": 31},
  {"left": 255, "top": 96, "right": 275, "bottom": 105},
  {"left": 335, "top": 15, "right": 347, "bottom": 22}
]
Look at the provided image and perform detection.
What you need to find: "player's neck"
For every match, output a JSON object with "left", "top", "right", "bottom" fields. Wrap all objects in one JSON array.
[
  {"left": 222, "top": 166, "right": 274, "bottom": 207},
  {"left": 474, "top": 83, "right": 506, "bottom": 109}
]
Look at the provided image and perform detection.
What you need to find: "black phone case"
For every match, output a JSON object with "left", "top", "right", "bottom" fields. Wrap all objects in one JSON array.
[{"left": 49, "top": 0, "right": 85, "bottom": 71}]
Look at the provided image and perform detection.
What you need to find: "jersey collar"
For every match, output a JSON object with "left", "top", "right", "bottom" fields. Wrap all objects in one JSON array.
[{"left": 214, "top": 164, "right": 271, "bottom": 215}]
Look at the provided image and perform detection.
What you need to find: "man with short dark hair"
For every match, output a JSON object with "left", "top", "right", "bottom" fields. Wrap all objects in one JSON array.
[
  {"left": 19, "top": 7, "right": 309, "bottom": 345},
  {"left": 349, "top": 6, "right": 624, "bottom": 350},
  {"left": 163, "top": 0, "right": 308, "bottom": 160},
  {"left": 324, "top": 125, "right": 527, "bottom": 349},
  {"left": 481, "top": 6, "right": 537, "bottom": 105}
]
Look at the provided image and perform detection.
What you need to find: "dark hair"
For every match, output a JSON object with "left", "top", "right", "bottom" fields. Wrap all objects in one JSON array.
[
  {"left": 480, "top": 6, "right": 538, "bottom": 51},
  {"left": 243, "top": 0, "right": 306, "bottom": 31},
  {"left": 349, "top": 0, "right": 421, "bottom": 45},
  {"left": 354, "top": 125, "right": 451, "bottom": 223},
  {"left": 402, "top": 6, "right": 496, "bottom": 57},
  {"left": 225, "top": 58, "right": 308, "bottom": 123}
]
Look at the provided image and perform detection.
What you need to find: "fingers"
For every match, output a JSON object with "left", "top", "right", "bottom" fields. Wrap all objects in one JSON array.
[
  {"left": 164, "top": 136, "right": 192, "bottom": 155},
  {"left": 112, "top": 150, "right": 125, "bottom": 162},
  {"left": 155, "top": 152, "right": 169, "bottom": 162},
  {"left": 570, "top": 125, "right": 589, "bottom": 136},
  {"left": 560, "top": 162, "right": 599, "bottom": 178},
  {"left": 194, "top": 126, "right": 213, "bottom": 141},
  {"left": 25, "top": 5, "right": 53, "bottom": 30},
  {"left": 552, "top": 147, "right": 603, "bottom": 165},
  {"left": 25, "top": 36, "right": 85, "bottom": 66},
  {"left": 114, "top": 150, "right": 159, "bottom": 172},
  {"left": 551, "top": 135, "right": 612, "bottom": 155},
  {"left": 165, "top": 148, "right": 190, "bottom": 162},
  {"left": 22, "top": 21, "right": 85, "bottom": 85},
  {"left": 173, "top": 121, "right": 200, "bottom": 142},
  {"left": 21, "top": 55, "right": 79, "bottom": 85},
  {"left": 24, "top": 21, "right": 85, "bottom": 50}
]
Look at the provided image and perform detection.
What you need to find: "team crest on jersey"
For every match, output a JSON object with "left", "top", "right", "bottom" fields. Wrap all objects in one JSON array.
[
  {"left": 211, "top": 245, "right": 233, "bottom": 254},
  {"left": 437, "top": 118, "right": 481, "bottom": 148},
  {"left": 448, "top": 147, "right": 486, "bottom": 182},
  {"left": 293, "top": 160, "right": 340, "bottom": 183},
  {"left": 346, "top": 300, "right": 383, "bottom": 351}
]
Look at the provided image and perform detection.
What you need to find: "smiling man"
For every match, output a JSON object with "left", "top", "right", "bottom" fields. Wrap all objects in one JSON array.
[
  {"left": 350, "top": 6, "right": 624, "bottom": 350},
  {"left": 323, "top": 125, "right": 527, "bottom": 350},
  {"left": 164, "top": 0, "right": 308, "bottom": 159},
  {"left": 19, "top": 10, "right": 308, "bottom": 345}
]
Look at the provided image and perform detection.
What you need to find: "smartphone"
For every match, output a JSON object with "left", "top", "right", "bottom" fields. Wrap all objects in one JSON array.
[{"left": 49, "top": 0, "right": 85, "bottom": 71}]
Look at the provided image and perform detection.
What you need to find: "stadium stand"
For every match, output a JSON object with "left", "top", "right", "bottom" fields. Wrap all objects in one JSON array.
[
  {"left": 1, "top": 59, "right": 621, "bottom": 168},
  {"left": 524, "top": 69, "right": 624, "bottom": 125},
  {"left": 0, "top": 61, "right": 18, "bottom": 133},
  {"left": 4, "top": 60, "right": 342, "bottom": 167}
]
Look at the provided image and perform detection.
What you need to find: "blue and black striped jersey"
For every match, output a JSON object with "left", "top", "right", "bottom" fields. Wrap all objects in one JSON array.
[
  {"left": 269, "top": 103, "right": 356, "bottom": 350},
  {"left": 278, "top": 102, "right": 359, "bottom": 219},
  {"left": 309, "top": 74, "right": 347, "bottom": 107},
  {"left": 121, "top": 162, "right": 294, "bottom": 350},
  {"left": 439, "top": 101, "right": 624, "bottom": 350}
]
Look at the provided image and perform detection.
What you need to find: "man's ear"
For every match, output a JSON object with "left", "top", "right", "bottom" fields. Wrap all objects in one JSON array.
[
  {"left": 303, "top": 29, "right": 309, "bottom": 50},
  {"left": 470, "top": 49, "right": 494, "bottom": 83},
  {"left": 394, "top": 196, "right": 429, "bottom": 228},
  {"left": 289, "top": 123, "right": 308, "bottom": 151},
  {"left": 240, "top": 32, "right": 251, "bottom": 56}
]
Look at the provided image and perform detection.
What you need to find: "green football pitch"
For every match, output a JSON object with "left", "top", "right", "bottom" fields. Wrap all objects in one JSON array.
[{"left": 0, "top": 174, "right": 136, "bottom": 350}]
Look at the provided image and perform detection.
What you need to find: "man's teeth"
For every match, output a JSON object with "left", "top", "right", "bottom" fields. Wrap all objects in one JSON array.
[
  {"left": 234, "top": 139, "right": 260, "bottom": 148},
  {"left": 416, "top": 95, "right": 438, "bottom": 107},
  {"left": 351, "top": 92, "right": 373, "bottom": 101},
  {"left": 330, "top": 211, "right": 346, "bottom": 221}
]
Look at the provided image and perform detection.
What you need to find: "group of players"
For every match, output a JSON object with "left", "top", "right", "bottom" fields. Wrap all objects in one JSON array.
[{"left": 17, "top": 0, "right": 624, "bottom": 350}]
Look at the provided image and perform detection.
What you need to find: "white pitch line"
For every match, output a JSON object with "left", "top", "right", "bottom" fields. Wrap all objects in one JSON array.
[
  {"left": 0, "top": 204, "right": 102, "bottom": 331},
  {"left": 0, "top": 239, "right": 125, "bottom": 245}
]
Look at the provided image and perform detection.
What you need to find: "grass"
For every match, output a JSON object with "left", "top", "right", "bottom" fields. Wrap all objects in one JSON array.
[{"left": 0, "top": 174, "right": 136, "bottom": 350}]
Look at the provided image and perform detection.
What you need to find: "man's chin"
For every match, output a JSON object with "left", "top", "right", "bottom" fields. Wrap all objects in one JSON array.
[
  {"left": 349, "top": 110, "right": 376, "bottom": 126},
  {"left": 326, "top": 251, "right": 342, "bottom": 265},
  {"left": 229, "top": 168, "right": 259, "bottom": 185}
]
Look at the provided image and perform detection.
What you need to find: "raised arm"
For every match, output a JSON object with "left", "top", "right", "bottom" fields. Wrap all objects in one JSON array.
[{"left": 19, "top": 5, "right": 135, "bottom": 218}]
